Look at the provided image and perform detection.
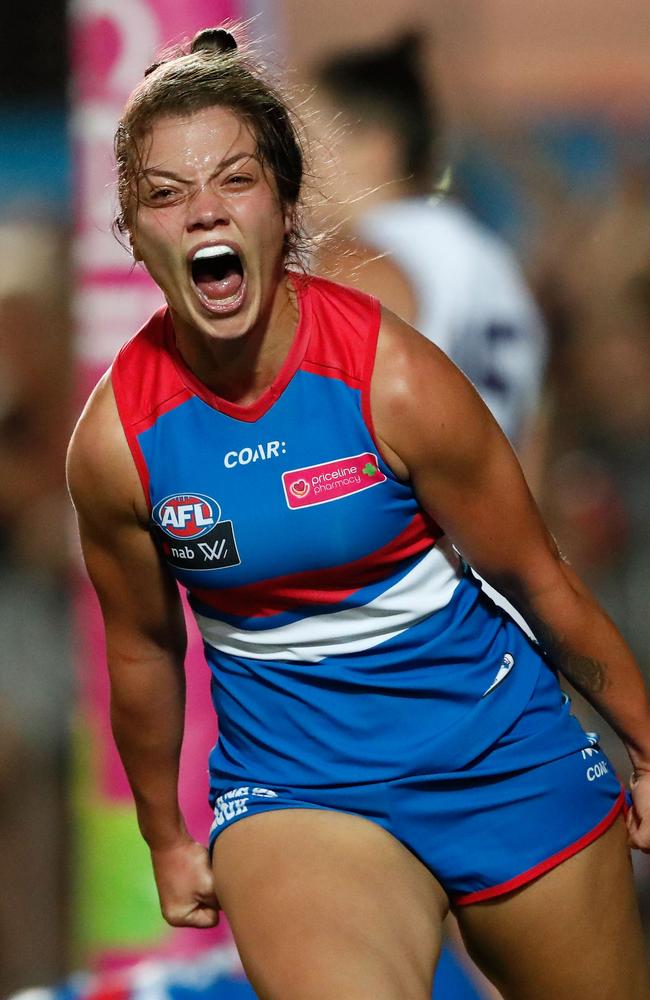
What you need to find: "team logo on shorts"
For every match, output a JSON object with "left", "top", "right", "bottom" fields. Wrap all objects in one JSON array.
[
  {"left": 282, "top": 452, "right": 387, "bottom": 509},
  {"left": 209, "top": 786, "right": 280, "bottom": 833},
  {"left": 211, "top": 787, "right": 250, "bottom": 830},
  {"left": 152, "top": 493, "right": 240, "bottom": 571},
  {"left": 581, "top": 732, "right": 608, "bottom": 781}
]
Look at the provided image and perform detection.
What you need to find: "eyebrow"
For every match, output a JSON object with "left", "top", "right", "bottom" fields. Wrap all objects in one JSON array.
[{"left": 141, "top": 152, "right": 258, "bottom": 181}]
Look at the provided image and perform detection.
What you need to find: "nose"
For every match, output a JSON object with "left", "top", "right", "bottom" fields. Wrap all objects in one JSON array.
[{"left": 186, "top": 184, "right": 230, "bottom": 232}]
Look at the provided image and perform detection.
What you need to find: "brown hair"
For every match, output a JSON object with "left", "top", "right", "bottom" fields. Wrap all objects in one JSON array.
[
  {"left": 313, "top": 32, "right": 442, "bottom": 195},
  {"left": 114, "top": 27, "right": 308, "bottom": 266}
]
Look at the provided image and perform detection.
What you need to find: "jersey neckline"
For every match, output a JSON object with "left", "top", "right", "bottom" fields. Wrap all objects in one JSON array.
[{"left": 163, "top": 271, "right": 312, "bottom": 423}]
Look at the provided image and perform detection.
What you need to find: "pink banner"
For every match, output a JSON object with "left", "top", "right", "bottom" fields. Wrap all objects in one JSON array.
[
  {"left": 70, "top": 0, "right": 241, "bottom": 969},
  {"left": 71, "top": 1, "right": 240, "bottom": 368}
]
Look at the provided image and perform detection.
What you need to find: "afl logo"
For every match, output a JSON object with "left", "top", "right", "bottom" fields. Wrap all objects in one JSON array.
[{"left": 154, "top": 494, "right": 220, "bottom": 539}]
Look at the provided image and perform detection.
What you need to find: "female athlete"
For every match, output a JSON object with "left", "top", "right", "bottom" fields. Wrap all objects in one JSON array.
[{"left": 67, "top": 26, "right": 650, "bottom": 1000}]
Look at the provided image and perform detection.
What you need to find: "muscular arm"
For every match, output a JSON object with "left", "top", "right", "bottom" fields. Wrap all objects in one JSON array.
[
  {"left": 372, "top": 310, "right": 650, "bottom": 813},
  {"left": 67, "top": 374, "right": 219, "bottom": 925}
]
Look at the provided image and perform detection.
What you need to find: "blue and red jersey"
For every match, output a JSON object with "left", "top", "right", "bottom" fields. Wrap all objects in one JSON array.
[{"left": 111, "top": 274, "right": 587, "bottom": 791}]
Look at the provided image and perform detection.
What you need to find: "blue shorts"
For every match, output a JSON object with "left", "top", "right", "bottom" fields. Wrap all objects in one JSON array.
[
  {"left": 208, "top": 744, "right": 623, "bottom": 905},
  {"left": 208, "top": 675, "right": 624, "bottom": 904}
]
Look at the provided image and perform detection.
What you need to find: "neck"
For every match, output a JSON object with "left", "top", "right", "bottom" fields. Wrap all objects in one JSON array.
[{"left": 172, "top": 272, "right": 299, "bottom": 405}]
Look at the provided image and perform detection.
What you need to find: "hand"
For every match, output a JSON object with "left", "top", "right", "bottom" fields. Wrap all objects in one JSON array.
[
  {"left": 150, "top": 837, "right": 221, "bottom": 928},
  {"left": 626, "top": 770, "right": 650, "bottom": 852}
]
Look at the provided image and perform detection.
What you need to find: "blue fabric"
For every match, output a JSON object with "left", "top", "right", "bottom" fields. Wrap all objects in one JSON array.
[
  {"left": 206, "top": 588, "right": 591, "bottom": 792},
  {"left": 140, "top": 371, "right": 419, "bottom": 592},
  {"left": 208, "top": 668, "right": 622, "bottom": 901}
]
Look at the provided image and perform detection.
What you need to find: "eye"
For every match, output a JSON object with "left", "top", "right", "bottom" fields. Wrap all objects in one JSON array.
[
  {"left": 140, "top": 183, "right": 185, "bottom": 207},
  {"left": 225, "top": 173, "right": 254, "bottom": 188},
  {"left": 149, "top": 187, "right": 177, "bottom": 201}
]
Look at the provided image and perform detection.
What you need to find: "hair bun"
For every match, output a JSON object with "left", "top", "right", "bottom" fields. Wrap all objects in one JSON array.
[{"left": 191, "top": 28, "right": 238, "bottom": 55}]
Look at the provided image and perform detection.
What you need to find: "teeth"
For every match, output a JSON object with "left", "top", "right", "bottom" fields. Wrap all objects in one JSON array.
[{"left": 193, "top": 245, "right": 237, "bottom": 261}]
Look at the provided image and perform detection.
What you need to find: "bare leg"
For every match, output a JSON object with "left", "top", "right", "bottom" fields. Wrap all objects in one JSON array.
[
  {"left": 443, "top": 914, "right": 503, "bottom": 999},
  {"left": 456, "top": 816, "right": 650, "bottom": 1000},
  {"left": 212, "top": 808, "right": 448, "bottom": 1000}
]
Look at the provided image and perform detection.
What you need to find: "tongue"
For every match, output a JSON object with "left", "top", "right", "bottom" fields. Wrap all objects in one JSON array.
[{"left": 196, "top": 269, "right": 243, "bottom": 301}]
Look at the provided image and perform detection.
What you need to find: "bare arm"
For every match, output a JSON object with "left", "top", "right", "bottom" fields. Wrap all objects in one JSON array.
[
  {"left": 67, "top": 374, "right": 219, "bottom": 925},
  {"left": 372, "top": 309, "right": 650, "bottom": 845}
]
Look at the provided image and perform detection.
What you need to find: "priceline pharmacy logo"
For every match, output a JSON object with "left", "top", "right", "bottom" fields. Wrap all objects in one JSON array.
[{"left": 282, "top": 452, "right": 387, "bottom": 509}]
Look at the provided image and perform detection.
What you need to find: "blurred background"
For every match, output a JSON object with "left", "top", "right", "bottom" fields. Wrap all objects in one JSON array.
[{"left": 0, "top": 0, "right": 649, "bottom": 996}]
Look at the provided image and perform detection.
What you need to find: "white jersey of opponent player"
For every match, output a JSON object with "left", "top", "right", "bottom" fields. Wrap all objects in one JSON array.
[{"left": 357, "top": 195, "right": 547, "bottom": 446}]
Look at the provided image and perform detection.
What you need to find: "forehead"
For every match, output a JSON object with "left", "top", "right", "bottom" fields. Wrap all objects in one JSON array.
[{"left": 140, "top": 106, "right": 257, "bottom": 170}]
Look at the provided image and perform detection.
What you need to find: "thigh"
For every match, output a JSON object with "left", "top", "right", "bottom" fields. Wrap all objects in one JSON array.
[
  {"left": 456, "top": 816, "right": 650, "bottom": 1000},
  {"left": 212, "top": 807, "right": 448, "bottom": 1000}
]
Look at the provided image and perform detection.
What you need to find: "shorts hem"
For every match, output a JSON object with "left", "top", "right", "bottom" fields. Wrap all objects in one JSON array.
[
  {"left": 208, "top": 801, "right": 343, "bottom": 859},
  {"left": 453, "top": 787, "right": 625, "bottom": 906}
]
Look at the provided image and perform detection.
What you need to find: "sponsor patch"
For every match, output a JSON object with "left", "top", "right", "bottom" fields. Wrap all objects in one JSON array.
[
  {"left": 282, "top": 452, "right": 387, "bottom": 509},
  {"left": 152, "top": 493, "right": 240, "bottom": 571},
  {"left": 223, "top": 440, "right": 287, "bottom": 468}
]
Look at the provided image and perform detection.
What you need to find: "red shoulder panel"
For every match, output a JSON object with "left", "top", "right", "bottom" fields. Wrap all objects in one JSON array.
[
  {"left": 301, "top": 275, "right": 381, "bottom": 390},
  {"left": 300, "top": 274, "right": 385, "bottom": 460},
  {"left": 110, "top": 306, "right": 192, "bottom": 506}
]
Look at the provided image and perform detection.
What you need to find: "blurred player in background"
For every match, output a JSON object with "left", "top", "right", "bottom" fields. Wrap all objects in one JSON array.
[{"left": 311, "top": 32, "right": 547, "bottom": 458}]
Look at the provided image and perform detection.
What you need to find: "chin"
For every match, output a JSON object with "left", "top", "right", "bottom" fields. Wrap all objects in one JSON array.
[{"left": 201, "top": 301, "right": 258, "bottom": 341}]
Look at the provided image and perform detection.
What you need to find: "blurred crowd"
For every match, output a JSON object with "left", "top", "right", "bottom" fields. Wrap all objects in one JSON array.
[
  {"left": 0, "top": 21, "right": 649, "bottom": 1000},
  {"left": 0, "top": 220, "right": 74, "bottom": 991},
  {"left": 534, "top": 164, "right": 650, "bottom": 679}
]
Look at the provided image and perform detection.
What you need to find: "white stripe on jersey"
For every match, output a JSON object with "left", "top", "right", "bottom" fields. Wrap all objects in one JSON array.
[{"left": 195, "top": 537, "right": 462, "bottom": 662}]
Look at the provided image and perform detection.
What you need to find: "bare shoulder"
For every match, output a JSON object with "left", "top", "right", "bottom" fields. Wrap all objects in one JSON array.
[
  {"left": 371, "top": 307, "right": 497, "bottom": 479},
  {"left": 67, "top": 370, "right": 148, "bottom": 530},
  {"left": 317, "top": 237, "right": 418, "bottom": 324},
  {"left": 68, "top": 368, "right": 184, "bottom": 644},
  {"left": 371, "top": 309, "right": 548, "bottom": 580}
]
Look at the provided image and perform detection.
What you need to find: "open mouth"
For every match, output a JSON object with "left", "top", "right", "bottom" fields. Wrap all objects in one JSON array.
[{"left": 190, "top": 244, "right": 246, "bottom": 311}]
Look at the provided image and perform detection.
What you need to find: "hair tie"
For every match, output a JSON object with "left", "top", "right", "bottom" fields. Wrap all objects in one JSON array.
[{"left": 190, "top": 28, "right": 238, "bottom": 56}]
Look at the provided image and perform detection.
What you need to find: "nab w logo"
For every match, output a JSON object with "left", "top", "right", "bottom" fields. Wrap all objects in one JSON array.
[
  {"left": 152, "top": 493, "right": 241, "bottom": 572},
  {"left": 155, "top": 494, "right": 219, "bottom": 540}
]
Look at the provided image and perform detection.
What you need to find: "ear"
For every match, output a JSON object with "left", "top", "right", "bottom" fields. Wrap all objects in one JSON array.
[
  {"left": 129, "top": 232, "right": 143, "bottom": 262},
  {"left": 283, "top": 205, "right": 294, "bottom": 237}
]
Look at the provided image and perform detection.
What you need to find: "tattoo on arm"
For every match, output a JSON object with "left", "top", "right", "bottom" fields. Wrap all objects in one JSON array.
[
  {"left": 553, "top": 651, "right": 608, "bottom": 695},
  {"left": 529, "top": 615, "right": 608, "bottom": 695}
]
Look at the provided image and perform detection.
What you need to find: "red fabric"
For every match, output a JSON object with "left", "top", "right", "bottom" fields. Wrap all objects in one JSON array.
[
  {"left": 455, "top": 789, "right": 625, "bottom": 906},
  {"left": 110, "top": 275, "right": 384, "bottom": 508},
  {"left": 110, "top": 306, "right": 191, "bottom": 506},
  {"left": 191, "top": 510, "right": 441, "bottom": 618}
]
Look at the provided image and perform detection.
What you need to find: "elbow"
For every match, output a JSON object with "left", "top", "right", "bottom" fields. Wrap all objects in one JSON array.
[{"left": 481, "top": 553, "right": 573, "bottom": 621}]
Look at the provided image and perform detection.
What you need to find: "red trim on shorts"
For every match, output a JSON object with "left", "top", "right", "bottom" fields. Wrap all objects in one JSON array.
[{"left": 454, "top": 789, "right": 625, "bottom": 907}]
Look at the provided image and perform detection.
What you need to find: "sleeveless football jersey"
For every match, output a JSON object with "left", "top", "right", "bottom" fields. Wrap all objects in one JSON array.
[{"left": 111, "top": 274, "right": 586, "bottom": 791}]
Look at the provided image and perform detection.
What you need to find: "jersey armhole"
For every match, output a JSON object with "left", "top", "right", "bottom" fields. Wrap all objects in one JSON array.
[
  {"left": 360, "top": 298, "right": 394, "bottom": 470},
  {"left": 109, "top": 358, "right": 152, "bottom": 513}
]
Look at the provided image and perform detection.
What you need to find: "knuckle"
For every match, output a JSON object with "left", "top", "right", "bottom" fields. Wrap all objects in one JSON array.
[{"left": 161, "top": 904, "right": 186, "bottom": 926}]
